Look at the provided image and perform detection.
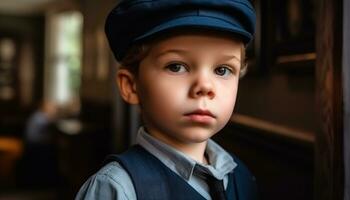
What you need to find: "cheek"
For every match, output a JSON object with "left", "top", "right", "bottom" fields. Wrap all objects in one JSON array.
[
  {"left": 139, "top": 77, "right": 188, "bottom": 112},
  {"left": 216, "top": 81, "right": 238, "bottom": 116}
]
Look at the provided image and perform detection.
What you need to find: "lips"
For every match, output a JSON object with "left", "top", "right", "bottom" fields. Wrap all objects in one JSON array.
[
  {"left": 184, "top": 109, "right": 215, "bottom": 118},
  {"left": 184, "top": 109, "right": 216, "bottom": 123}
]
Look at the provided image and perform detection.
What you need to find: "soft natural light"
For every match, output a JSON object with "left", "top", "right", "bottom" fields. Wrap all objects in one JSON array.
[{"left": 47, "top": 11, "right": 83, "bottom": 106}]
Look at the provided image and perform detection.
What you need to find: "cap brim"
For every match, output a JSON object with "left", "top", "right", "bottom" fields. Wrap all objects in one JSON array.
[{"left": 134, "top": 15, "right": 253, "bottom": 44}]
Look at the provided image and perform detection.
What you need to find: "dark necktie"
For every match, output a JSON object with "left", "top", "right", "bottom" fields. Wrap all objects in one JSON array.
[{"left": 194, "top": 164, "right": 227, "bottom": 200}]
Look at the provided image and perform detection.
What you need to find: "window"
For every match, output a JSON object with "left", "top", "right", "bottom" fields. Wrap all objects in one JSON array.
[{"left": 45, "top": 11, "right": 83, "bottom": 111}]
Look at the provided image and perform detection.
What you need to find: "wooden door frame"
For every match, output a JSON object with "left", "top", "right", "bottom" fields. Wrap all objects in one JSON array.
[
  {"left": 343, "top": 0, "right": 350, "bottom": 199},
  {"left": 315, "top": 0, "right": 346, "bottom": 199}
]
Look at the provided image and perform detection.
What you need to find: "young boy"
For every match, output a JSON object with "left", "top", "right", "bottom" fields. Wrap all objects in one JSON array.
[{"left": 76, "top": 0, "right": 257, "bottom": 199}]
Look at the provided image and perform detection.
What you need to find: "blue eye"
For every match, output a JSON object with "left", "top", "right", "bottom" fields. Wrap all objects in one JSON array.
[
  {"left": 215, "top": 66, "right": 233, "bottom": 76},
  {"left": 165, "top": 63, "right": 187, "bottom": 73}
]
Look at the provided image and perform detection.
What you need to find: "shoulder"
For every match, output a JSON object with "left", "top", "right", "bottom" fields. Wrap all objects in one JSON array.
[
  {"left": 75, "top": 161, "right": 136, "bottom": 200},
  {"left": 229, "top": 153, "right": 258, "bottom": 198}
]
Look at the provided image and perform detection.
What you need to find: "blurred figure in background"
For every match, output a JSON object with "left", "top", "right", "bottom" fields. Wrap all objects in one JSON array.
[
  {"left": 17, "top": 100, "right": 61, "bottom": 189},
  {"left": 25, "top": 101, "right": 58, "bottom": 145}
]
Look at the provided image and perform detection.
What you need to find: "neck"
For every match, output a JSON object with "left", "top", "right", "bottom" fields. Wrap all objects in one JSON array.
[
  {"left": 146, "top": 128, "right": 208, "bottom": 164},
  {"left": 175, "top": 142, "right": 208, "bottom": 164}
]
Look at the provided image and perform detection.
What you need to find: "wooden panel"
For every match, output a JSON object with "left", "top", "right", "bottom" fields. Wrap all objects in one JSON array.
[
  {"left": 343, "top": 0, "right": 350, "bottom": 199},
  {"left": 315, "top": 0, "right": 344, "bottom": 199}
]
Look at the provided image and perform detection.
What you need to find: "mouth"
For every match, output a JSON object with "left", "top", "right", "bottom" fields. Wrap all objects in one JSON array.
[
  {"left": 184, "top": 109, "right": 216, "bottom": 118},
  {"left": 184, "top": 109, "right": 216, "bottom": 123}
]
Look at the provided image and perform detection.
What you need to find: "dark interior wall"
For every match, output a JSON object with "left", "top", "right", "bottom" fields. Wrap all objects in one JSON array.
[
  {"left": 78, "top": 0, "right": 116, "bottom": 124},
  {"left": 79, "top": 0, "right": 116, "bottom": 104},
  {"left": 0, "top": 14, "right": 45, "bottom": 107},
  {"left": 236, "top": 71, "right": 316, "bottom": 132},
  {"left": 78, "top": 0, "right": 118, "bottom": 130},
  {"left": 0, "top": 14, "right": 45, "bottom": 136},
  {"left": 79, "top": 0, "right": 131, "bottom": 154},
  {"left": 0, "top": 13, "right": 46, "bottom": 194},
  {"left": 235, "top": 0, "right": 317, "bottom": 132}
]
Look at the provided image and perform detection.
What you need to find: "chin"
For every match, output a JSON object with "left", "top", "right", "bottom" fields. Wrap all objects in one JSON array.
[{"left": 178, "top": 127, "right": 217, "bottom": 143}]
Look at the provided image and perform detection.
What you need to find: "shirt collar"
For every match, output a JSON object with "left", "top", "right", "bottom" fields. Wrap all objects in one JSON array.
[{"left": 136, "top": 127, "right": 237, "bottom": 180}]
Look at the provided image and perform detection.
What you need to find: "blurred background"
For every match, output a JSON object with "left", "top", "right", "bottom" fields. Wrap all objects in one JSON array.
[{"left": 0, "top": 0, "right": 348, "bottom": 200}]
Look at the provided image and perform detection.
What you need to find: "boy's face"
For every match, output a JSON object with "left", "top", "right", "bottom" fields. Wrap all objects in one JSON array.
[{"left": 118, "top": 32, "right": 242, "bottom": 149}]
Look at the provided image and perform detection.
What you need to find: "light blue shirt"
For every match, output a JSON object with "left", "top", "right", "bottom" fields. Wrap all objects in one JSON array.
[{"left": 75, "top": 127, "right": 237, "bottom": 200}]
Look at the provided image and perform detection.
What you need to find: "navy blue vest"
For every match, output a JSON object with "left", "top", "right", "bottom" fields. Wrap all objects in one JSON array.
[{"left": 104, "top": 145, "right": 258, "bottom": 200}]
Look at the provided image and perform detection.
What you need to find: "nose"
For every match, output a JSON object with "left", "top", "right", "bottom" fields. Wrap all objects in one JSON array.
[{"left": 189, "top": 72, "right": 215, "bottom": 99}]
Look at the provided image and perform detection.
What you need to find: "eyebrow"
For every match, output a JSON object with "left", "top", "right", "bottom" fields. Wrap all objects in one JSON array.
[
  {"left": 219, "top": 54, "right": 241, "bottom": 63},
  {"left": 153, "top": 49, "right": 189, "bottom": 59},
  {"left": 154, "top": 49, "right": 241, "bottom": 63}
]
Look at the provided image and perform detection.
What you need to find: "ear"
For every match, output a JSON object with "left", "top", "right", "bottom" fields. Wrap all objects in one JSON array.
[{"left": 116, "top": 68, "right": 139, "bottom": 104}]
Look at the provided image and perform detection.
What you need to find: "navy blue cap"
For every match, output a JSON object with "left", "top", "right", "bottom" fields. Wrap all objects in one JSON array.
[{"left": 105, "top": 0, "right": 256, "bottom": 62}]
